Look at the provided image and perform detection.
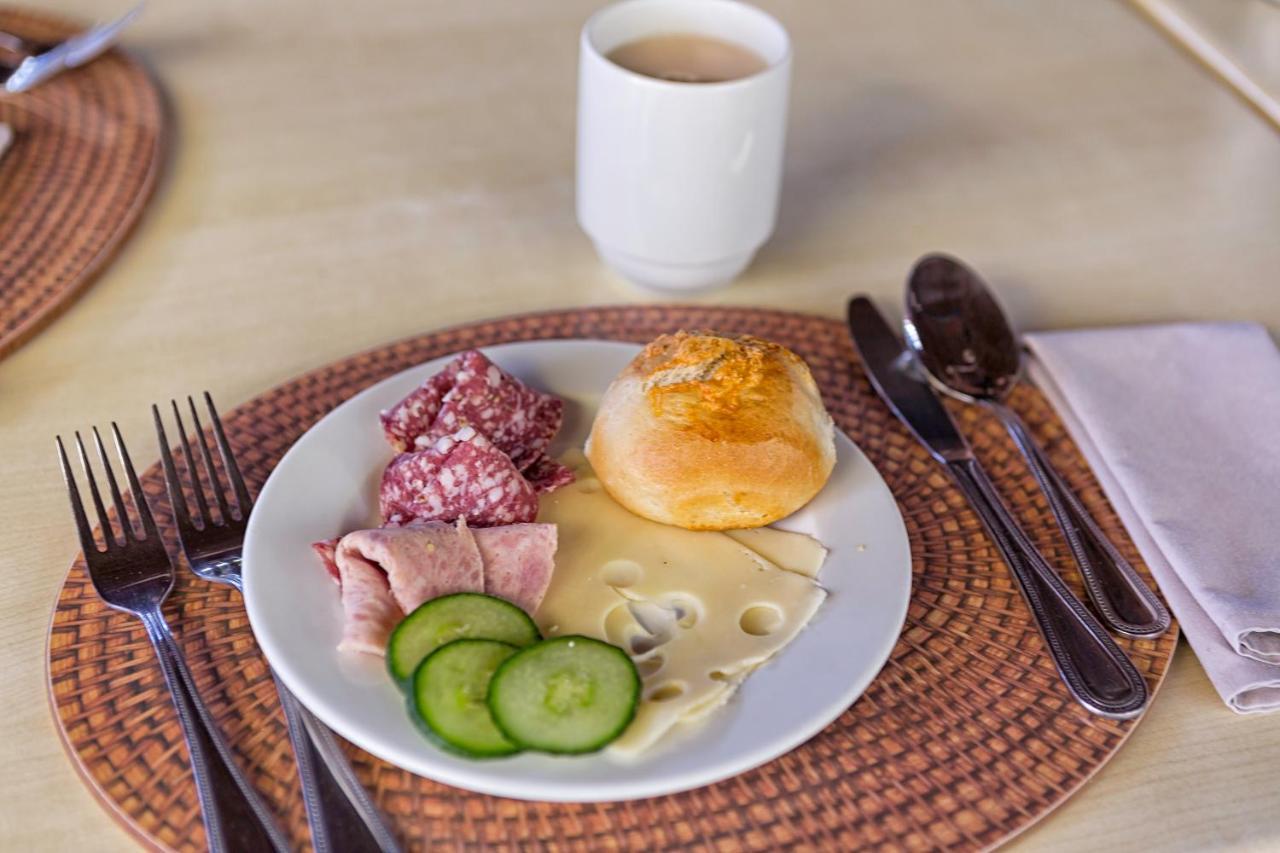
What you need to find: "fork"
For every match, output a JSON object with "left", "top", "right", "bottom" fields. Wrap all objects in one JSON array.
[
  {"left": 155, "top": 393, "right": 401, "bottom": 853},
  {"left": 57, "top": 425, "right": 290, "bottom": 853},
  {"left": 2, "top": 2, "right": 144, "bottom": 93}
]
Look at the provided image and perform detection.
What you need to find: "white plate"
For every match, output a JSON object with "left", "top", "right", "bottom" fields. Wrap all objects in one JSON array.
[{"left": 243, "top": 340, "right": 911, "bottom": 802}]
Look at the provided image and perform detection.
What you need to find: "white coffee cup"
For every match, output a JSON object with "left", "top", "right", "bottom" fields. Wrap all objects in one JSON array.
[{"left": 576, "top": 0, "right": 791, "bottom": 291}]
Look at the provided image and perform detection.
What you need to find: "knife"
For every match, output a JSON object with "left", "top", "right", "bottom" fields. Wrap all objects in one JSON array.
[
  {"left": 4, "top": 3, "right": 144, "bottom": 94},
  {"left": 847, "top": 296, "right": 1148, "bottom": 719}
]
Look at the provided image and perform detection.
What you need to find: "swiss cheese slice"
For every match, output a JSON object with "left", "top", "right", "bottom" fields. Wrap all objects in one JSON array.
[
  {"left": 723, "top": 527, "right": 828, "bottom": 578},
  {"left": 535, "top": 456, "right": 826, "bottom": 757}
]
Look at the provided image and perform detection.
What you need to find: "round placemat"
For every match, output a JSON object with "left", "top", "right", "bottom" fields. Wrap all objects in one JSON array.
[
  {"left": 0, "top": 7, "right": 164, "bottom": 360},
  {"left": 47, "top": 306, "right": 1176, "bottom": 852}
]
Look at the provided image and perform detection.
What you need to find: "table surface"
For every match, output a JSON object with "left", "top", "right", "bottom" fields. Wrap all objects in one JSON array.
[{"left": 3, "top": 1, "right": 1279, "bottom": 850}]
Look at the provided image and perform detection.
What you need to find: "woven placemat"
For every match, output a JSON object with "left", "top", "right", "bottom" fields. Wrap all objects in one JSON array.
[
  {"left": 47, "top": 306, "right": 1176, "bottom": 852},
  {"left": 0, "top": 7, "right": 164, "bottom": 360}
]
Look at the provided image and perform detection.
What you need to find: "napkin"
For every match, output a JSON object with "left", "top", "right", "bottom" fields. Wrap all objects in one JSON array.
[{"left": 1024, "top": 322, "right": 1280, "bottom": 714}]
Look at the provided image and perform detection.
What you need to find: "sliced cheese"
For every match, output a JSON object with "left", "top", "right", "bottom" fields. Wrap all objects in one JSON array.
[
  {"left": 535, "top": 458, "right": 826, "bottom": 757},
  {"left": 724, "top": 527, "right": 828, "bottom": 578}
]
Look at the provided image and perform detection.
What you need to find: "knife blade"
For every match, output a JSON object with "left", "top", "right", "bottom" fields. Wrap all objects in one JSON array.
[{"left": 846, "top": 296, "right": 971, "bottom": 464}]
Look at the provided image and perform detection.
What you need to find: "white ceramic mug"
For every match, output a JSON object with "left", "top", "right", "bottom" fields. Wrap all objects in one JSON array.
[{"left": 576, "top": 0, "right": 791, "bottom": 291}]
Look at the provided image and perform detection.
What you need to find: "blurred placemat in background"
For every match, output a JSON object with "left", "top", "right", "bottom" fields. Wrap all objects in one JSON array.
[{"left": 0, "top": 7, "right": 164, "bottom": 361}]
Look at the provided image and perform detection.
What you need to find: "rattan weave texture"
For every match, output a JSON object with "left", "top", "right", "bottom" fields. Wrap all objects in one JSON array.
[
  {"left": 47, "top": 306, "right": 1176, "bottom": 852},
  {"left": 0, "top": 8, "right": 164, "bottom": 360}
]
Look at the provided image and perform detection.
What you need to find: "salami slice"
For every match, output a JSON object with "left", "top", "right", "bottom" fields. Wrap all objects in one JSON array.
[
  {"left": 380, "top": 350, "right": 563, "bottom": 469},
  {"left": 427, "top": 352, "right": 563, "bottom": 469},
  {"left": 379, "top": 361, "right": 461, "bottom": 452},
  {"left": 380, "top": 426, "right": 539, "bottom": 527},
  {"left": 522, "top": 453, "right": 576, "bottom": 494}
]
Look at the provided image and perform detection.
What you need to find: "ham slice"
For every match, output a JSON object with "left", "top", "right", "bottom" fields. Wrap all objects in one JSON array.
[
  {"left": 318, "top": 520, "right": 557, "bottom": 656},
  {"left": 331, "top": 549, "right": 405, "bottom": 656},
  {"left": 311, "top": 538, "right": 341, "bottom": 583},
  {"left": 472, "top": 524, "right": 558, "bottom": 614},
  {"left": 379, "top": 426, "right": 538, "bottom": 527},
  {"left": 337, "top": 521, "right": 484, "bottom": 615}
]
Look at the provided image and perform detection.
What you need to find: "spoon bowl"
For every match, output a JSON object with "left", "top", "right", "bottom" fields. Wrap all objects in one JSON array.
[{"left": 903, "top": 253, "right": 1022, "bottom": 403}]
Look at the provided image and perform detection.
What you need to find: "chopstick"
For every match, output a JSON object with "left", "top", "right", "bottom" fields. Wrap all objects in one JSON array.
[{"left": 1127, "top": 0, "right": 1280, "bottom": 133}]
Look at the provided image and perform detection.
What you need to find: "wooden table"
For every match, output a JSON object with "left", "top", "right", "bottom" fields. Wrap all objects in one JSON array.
[{"left": 3, "top": 1, "right": 1278, "bottom": 849}]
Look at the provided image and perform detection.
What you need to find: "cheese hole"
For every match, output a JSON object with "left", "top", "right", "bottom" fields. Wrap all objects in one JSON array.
[
  {"left": 630, "top": 634, "right": 662, "bottom": 655},
  {"left": 604, "top": 604, "right": 637, "bottom": 647},
  {"left": 647, "top": 681, "right": 685, "bottom": 702},
  {"left": 666, "top": 596, "right": 700, "bottom": 629},
  {"left": 636, "top": 655, "right": 665, "bottom": 678},
  {"left": 739, "top": 605, "right": 784, "bottom": 636},
  {"left": 601, "top": 559, "right": 642, "bottom": 588},
  {"left": 709, "top": 670, "right": 730, "bottom": 682}
]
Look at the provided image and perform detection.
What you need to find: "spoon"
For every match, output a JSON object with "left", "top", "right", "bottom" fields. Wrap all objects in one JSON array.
[{"left": 903, "top": 254, "right": 1171, "bottom": 638}]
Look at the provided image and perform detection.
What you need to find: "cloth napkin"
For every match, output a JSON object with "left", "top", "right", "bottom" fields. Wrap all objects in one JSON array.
[{"left": 1023, "top": 322, "right": 1280, "bottom": 714}]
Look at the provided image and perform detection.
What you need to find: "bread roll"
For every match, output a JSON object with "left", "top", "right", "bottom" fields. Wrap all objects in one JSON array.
[{"left": 586, "top": 331, "right": 836, "bottom": 530}]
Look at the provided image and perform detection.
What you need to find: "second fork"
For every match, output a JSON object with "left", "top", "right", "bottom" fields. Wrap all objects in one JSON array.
[{"left": 155, "top": 393, "right": 400, "bottom": 853}]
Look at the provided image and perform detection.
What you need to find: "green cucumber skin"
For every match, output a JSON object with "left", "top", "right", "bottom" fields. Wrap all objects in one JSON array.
[
  {"left": 487, "top": 635, "right": 641, "bottom": 755},
  {"left": 387, "top": 592, "right": 541, "bottom": 688},
  {"left": 412, "top": 638, "right": 522, "bottom": 759}
]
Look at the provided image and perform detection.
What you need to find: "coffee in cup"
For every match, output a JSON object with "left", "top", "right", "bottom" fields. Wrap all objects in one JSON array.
[{"left": 605, "top": 33, "right": 767, "bottom": 83}]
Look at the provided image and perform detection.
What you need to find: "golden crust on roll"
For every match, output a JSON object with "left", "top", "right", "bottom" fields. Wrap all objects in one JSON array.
[{"left": 586, "top": 331, "right": 836, "bottom": 530}]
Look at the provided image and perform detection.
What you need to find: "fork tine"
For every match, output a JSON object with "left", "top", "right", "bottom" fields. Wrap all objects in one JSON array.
[
  {"left": 75, "top": 431, "right": 115, "bottom": 547},
  {"left": 112, "top": 422, "right": 159, "bottom": 539},
  {"left": 187, "top": 395, "right": 232, "bottom": 522},
  {"left": 93, "top": 426, "right": 135, "bottom": 542},
  {"left": 204, "top": 392, "right": 253, "bottom": 514},
  {"left": 153, "top": 404, "right": 195, "bottom": 532},
  {"left": 171, "top": 399, "right": 211, "bottom": 528},
  {"left": 57, "top": 436, "right": 97, "bottom": 553}
]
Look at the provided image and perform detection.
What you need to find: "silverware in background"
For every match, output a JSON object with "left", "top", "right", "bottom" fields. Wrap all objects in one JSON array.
[
  {"left": 154, "top": 393, "right": 401, "bottom": 853},
  {"left": 1, "top": 2, "right": 144, "bottom": 93},
  {"left": 847, "top": 296, "right": 1149, "bottom": 719},
  {"left": 902, "top": 253, "right": 1171, "bottom": 638},
  {"left": 56, "top": 426, "right": 290, "bottom": 853}
]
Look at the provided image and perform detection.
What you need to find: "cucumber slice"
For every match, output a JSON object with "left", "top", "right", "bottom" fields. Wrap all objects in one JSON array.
[
  {"left": 412, "top": 639, "right": 521, "bottom": 757},
  {"left": 387, "top": 593, "right": 541, "bottom": 686},
  {"left": 487, "top": 636, "right": 640, "bottom": 754}
]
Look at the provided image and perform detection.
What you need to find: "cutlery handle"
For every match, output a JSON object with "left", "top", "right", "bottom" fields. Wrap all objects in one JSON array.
[
  {"left": 222, "top": 569, "right": 399, "bottom": 851},
  {"left": 992, "top": 404, "right": 1171, "bottom": 637},
  {"left": 274, "top": 674, "right": 402, "bottom": 853},
  {"left": 139, "top": 610, "right": 291, "bottom": 853},
  {"left": 946, "top": 458, "right": 1149, "bottom": 719}
]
